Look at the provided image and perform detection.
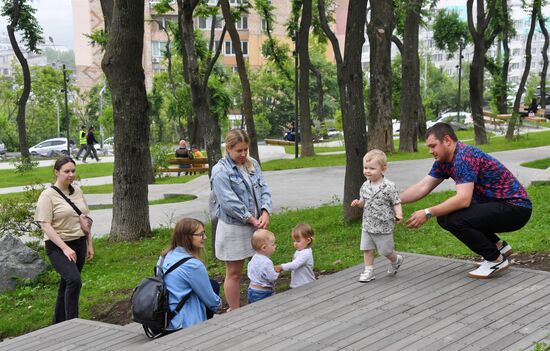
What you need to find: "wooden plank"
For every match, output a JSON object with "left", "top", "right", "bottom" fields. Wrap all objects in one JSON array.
[
  {"left": 167, "top": 157, "right": 208, "bottom": 165},
  {"left": 159, "top": 167, "right": 208, "bottom": 173},
  {"left": 264, "top": 139, "right": 295, "bottom": 146}
]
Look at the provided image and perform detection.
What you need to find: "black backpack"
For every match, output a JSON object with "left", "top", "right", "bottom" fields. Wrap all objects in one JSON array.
[{"left": 131, "top": 256, "right": 192, "bottom": 338}]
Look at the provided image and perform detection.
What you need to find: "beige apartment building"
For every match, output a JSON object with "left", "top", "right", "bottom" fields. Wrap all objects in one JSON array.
[{"left": 72, "top": 0, "right": 346, "bottom": 93}]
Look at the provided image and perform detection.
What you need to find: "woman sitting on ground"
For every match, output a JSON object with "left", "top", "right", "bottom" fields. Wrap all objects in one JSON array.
[{"left": 158, "top": 218, "right": 222, "bottom": 332}]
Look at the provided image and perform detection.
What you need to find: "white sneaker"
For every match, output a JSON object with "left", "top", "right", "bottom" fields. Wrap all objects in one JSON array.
[
  {"left": 499, "top": 240, "right": 513, "bottom": 257},
  {"left": 359, "top": 268, "right": 375, "bottom": 282},
  {"left": 388, "top": 255, "right": 404, "bottom": 275},
  {"left": 468, "top": 257, "right": 509, "bottom": 279}
]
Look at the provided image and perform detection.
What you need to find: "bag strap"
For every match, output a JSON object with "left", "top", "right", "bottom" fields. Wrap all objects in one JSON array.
[
  {"left": 158, "top": 256, "right": 193, "bottom": 317},
  {"left": 51, "top": 186, "right": 83, "bottom": 216}
]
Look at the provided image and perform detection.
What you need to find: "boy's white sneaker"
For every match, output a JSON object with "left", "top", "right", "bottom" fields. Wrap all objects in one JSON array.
[
  {"left": 388, "top": 255, "right": 404, "bottom": 275},
  {"left": 468, "top": 257, "right": 509, "bottom": 279},
  {"left": 359, "top": 268, "right": 375, "bottom": 282},
  {"left": 499, "top": 240, "right": 513, "bottom": 257}
]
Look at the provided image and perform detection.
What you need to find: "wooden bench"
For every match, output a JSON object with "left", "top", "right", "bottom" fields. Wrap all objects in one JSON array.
[
  {"left": 159, "top": 157, "right": 209, "bottom": 174},
  {"left": 265, "top": 138, "right": 295, "bottom": 146},
  {"left": 483, "top": 110, "right": 512, "bottom": 124}
]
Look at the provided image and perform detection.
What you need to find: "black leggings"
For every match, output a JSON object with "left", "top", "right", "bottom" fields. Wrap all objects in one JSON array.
[
  {"left": 437, "top": 202, "right": 532, "bottom": 261},
  {"left": 45, "top": 236, "right": 87, "bottom": 324}
]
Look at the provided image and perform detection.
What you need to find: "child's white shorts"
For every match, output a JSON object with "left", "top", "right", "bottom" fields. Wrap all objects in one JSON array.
[{"left": 360, "top": 232, "right": 395, "bottom": 256}]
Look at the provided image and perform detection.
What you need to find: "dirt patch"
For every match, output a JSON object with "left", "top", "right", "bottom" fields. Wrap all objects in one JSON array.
[{"left": 90, "top": 255, "right": 550, "bottom": 326}]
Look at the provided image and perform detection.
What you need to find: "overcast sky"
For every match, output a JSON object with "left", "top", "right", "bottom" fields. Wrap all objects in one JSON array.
[{"left": 0, "top": 0, "right": 73, "bottom": 49}]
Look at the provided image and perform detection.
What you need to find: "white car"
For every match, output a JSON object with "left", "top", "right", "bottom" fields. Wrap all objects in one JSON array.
[
  {"left": 29, "top": 138, "right": 72, "bottom": 157},
  {"left": 427, "top": 112, "right": 473, "bottom": 128},
  {"left": 0, "top": 138, "right": 5, "bottom": 156}
]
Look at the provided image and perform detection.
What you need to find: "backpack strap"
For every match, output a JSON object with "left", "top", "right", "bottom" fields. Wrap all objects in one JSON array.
[
  {"left": 159, "top": 256, "right": 193, "bottom": 319},
  {"left": 51, "top": 185, "right": 83, "bottom": 216}
]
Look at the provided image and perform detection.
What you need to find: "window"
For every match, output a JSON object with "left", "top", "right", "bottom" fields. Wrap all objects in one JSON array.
[
  {"left": 510, "top": 62, "right": 520, "bottom": 70},
  {"left": 198, "top": 17, "right": 208, "bottom": 29},
  {"left": 152, "top": 41, "right": 167, "bottom": 58},
  {"left": 236, "top": 15, "right": 248, "bottom": 30},
  {"left": 224, "top": 41, "right": 248, "bottom": 56},
  {"left": 512, "top": 48, "right": 521, "bottom": 57},
  {"left": 432, "top": 53, "right": 443, "bottom": 62}
]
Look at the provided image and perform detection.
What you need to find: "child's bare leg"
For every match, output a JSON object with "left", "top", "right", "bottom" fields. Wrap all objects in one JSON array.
[
  {"left": 386, "top": 251, "right": 397, "bottom": 264},
  {"left": 363, "top": 250, "right": 375, "bottom": 266}
]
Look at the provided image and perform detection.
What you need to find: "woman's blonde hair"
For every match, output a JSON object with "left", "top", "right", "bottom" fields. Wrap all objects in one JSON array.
[
  {"left": 225, "top": 128, "right": 254, "bottom": 171},
  {"left": 292, "top": 223, "right": 314, "bottom": 247},
  {"left": 162, "top": 218, "right": 205, "bottom": 259}
]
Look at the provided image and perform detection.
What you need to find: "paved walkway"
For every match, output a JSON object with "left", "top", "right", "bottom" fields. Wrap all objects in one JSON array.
[{"left": 3, "top": 253, "right": 550, "bottom": 350}]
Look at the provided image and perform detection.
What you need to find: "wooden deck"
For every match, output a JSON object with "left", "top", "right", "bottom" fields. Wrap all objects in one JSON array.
[{"left": 3, "top": 253, "right": 550, "bottom": 350}]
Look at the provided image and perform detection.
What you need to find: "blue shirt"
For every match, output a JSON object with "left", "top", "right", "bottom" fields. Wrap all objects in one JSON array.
[
  {"left": 157, "top": 247, "right": 221, "bottom": 330},
  {"left": 429, "top": 142, "right": 531, "bottom": 208}
]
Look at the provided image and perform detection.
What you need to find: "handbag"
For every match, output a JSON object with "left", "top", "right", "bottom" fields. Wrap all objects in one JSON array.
[{"left": 51, "top": 186, "right": 93, "bottom": 235}]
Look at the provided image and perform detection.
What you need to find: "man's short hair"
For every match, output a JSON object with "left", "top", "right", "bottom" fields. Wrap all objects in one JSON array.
[
  {"left": 81, "top": 125, "right": 86, "bottom": 129},
  {"left": 425, "top": 122, "right": 458, "bottom": 142}
]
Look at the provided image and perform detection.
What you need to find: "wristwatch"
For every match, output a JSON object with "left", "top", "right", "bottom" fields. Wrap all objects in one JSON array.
[{"left": 424, "top": 208, "right": 433, "bottom": 220}]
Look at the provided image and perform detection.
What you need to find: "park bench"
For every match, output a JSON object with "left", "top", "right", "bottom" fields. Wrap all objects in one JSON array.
[
  {"left": 264, "top": 138, "right": 295, "bottom": 146},
  {"left": 159, "top": 157, "right": 209, "bottom": 174},
  {"left": 483, "top": 110, "right": 512, "bottom": 124}
]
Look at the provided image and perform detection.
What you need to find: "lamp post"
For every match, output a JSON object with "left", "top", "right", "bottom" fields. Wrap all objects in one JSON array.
[
  {"left": 99, "top": 83, "right": 106, "bottom": 148},
  {"left": 456, "top": 39, "right": 464, "bottom": 122},
  {"left": 294, "top": 32, "right": 299, "bottom": 159},
  {"left": 62, "top": 64, "right": 70, "bottom": 155}
]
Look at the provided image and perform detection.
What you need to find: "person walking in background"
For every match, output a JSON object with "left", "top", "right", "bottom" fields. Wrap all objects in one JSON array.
[
  {"left": 75, "top": 126, "right": 87, "bottom": 160},
  {"left": 401, "top": 123, "right": 532, "bottom": 279},
  {"left": 247, "top": 229, "right": 279, "bottom": 304},
  {"left": 275, "top": 223, "right": 316, "bottom": 289},
  {"left": 157, "top": 218, "right": 221, "bottom": 333},
  {"left": 210, "top": 129, "right": 272, "bottom": 310},
  {"left": 351, "top": 149, "right": 403, "bottom": 283},
  {"left": 82, "top": 126, "right": 100, "bottom": 163},
  {"left": 34, "top": 157, "right": 93, "bottom": 323}
]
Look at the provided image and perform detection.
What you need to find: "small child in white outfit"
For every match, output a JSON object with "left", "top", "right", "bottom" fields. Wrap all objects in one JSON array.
[
  {"left": 351, "top": 149, "right": 403, "bottom": 283},
  {"left": 247, "top": 229, "right": 279, "bottom": 304},
  {"left": 275, "top": 223, "right": 315, "bottom": 288}
]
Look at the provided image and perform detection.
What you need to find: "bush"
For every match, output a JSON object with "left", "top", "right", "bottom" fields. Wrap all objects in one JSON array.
[
  {"left": 0, "top": 184, "right": 44, "bottom": 239},
  {"left": 150, "top": 144, "right": 173, "bottom": 179},
  {"left": 10, "top": 157, "right": 39, "bottom": 175}
]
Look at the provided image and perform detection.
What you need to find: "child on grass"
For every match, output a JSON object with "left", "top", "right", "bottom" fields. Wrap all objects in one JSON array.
[
  {"left": 351, "top": 149, "right": 403, "bottom": 282},
  {"left": 247, "top": 229, "right": 279, "bottom": 304},
  {"left": 275, "top": 223, "right": 315, "bottom": 288}
]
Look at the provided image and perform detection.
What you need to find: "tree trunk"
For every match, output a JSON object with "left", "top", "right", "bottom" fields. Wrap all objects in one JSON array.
[
  {"left": 101, "top": 0, "right": 151, "bottom": 241},
  {"left": 498, "top": 1, "right": 511, "bottom": 115},
  {"left": 539, "top": 6, "right": 549, "bottom": 108},
  {"left": 177, "top": 0, "right": 222, "bottom": 170},
  {"left": 310, "top": 64, "right": 325, "bottom": 138},
  {"left": 506, "top": 1, "right": 538, "bottom": 140},
  {"left": 367, "top": 0, "right": 394, "bottom": 152},
  {"left": 298, "top": 0, "right": 315, "bottom": 157},
  {"left": 6, "top": 3, "right": 30, "bottom": 160},
  {"left": 398, "top": 0, "right": 421, "bottom": 152},
  {"left": 220, "top": 0, "right": 260, "bottom": 162},
  {"left": 467, "top": 0, "right": 491, "bottom": 145},
  {"left": 318, "top": 0, "right": 368, "bottom": 221}
]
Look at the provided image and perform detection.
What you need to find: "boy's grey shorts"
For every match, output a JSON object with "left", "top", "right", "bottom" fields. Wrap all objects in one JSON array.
[{"left": 360, "top": 231, "right": 395, "bottom": 256}]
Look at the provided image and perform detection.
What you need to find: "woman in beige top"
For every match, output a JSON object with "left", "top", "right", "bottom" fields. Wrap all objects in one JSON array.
[{"left": 34, "top": 157, "right": 93, "bottom": 323}]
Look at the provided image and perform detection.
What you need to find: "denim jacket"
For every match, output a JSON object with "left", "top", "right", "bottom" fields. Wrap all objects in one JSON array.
[{"left": 211, "top": 156, "right": 272, "bottom": 225}]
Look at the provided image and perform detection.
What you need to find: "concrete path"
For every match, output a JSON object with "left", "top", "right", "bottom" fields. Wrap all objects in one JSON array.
[{"left": 87, "top": 145, "right": 550, "bottom": 238}]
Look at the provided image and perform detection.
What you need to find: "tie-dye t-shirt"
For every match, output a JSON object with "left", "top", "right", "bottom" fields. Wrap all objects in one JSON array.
[{"left": 428, "top": 142, "right": 531, "bottom": 208}]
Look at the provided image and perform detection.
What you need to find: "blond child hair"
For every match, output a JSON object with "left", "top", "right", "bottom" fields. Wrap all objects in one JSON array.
[
  {"left": 364, "top": 149, "right": 388, "bottom": 170},
  {"left": 251, "top": 229, "right": 275, "bottom": 251}
]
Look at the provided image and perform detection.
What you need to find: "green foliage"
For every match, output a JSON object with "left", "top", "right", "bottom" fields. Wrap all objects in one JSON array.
[
  {"left": 0, "top": 184, "right": 43, "bottom": 238},
  {"left": 10, "top": 157, "right": 38, "bottom": 174},
  {"left": 84, "top": 29, "right": 109, "bottom": 49},
  {"left": 432, "top": 9, "right": 470, "bottom": 54},
  {"left": 150, "top": 144, "right": 173, "bottom": 178},
  {"left": 532, "top": 340, "right": 550, "bottom": 351},
  {"left": 1, "top": 0, "right": 44, "bottom": 53}
]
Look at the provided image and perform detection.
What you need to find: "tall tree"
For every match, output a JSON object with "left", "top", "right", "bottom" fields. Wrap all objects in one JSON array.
[
  {"left": 177, "top": 0, "right": 223, "bottom": 170},
  {"left": 220, "top": 0, "right": 260, "bottom": 161},
  {"left": 506, "top": 0, "right": 539, "bottom": 139},
  {"left": 100, "top": 0, "right": 151, "bottom": 241},
  {"left": 393, "top": 0, "right": 424, "bottom": 152},
  {"left": 467, "top": 0, "right": 496, "bottom": 145},
  {"left": 1, "top": 0, "right": 43, "bottom": 160},
  {"left": 296, "top": 0, "right": 315, "bottom": 156},
  {"left": 367, "top": 0, "right": 395, "bottom": 152},
  {"left": 538, "top": 2, "right": 549, "bottom": 109},
  {"left": 318, "top": 0, "right": 368, "bottom": 221}
]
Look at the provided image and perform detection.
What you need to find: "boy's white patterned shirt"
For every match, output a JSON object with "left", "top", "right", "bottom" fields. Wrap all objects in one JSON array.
[{"left": 360, "top": 178, "right": 401, "bottom": 234}]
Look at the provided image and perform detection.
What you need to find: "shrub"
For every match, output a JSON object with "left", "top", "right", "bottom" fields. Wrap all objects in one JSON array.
[{"left": 0, "top": 184, "right": 43, "bottom": 239}]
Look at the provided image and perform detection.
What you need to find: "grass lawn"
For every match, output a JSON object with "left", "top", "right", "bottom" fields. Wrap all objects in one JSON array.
[
  {"left": 88, "top": 194, "right": 196, "bottom": 210},
  {"left": 522, "top": 157, "right": 550, "bottom": 170},
  {"left": 1, "top": 182, "right": 548, "bottom": 339}
]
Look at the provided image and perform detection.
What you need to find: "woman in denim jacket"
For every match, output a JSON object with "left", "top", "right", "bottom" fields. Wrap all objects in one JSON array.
[{"left": 211, "top": 129, "right": 272, "bottom": 310}]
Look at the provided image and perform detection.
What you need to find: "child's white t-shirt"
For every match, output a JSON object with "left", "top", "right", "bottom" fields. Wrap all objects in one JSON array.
[
  {"left": 247, "top": 253, "right": 279, "bottom": 288},
  {"left": 281, "top": 248, "right": 315, "bottom": 288}
]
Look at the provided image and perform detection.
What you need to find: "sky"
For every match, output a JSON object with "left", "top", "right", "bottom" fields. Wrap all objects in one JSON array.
[{"left": 0, "top": 0, "right": 73, "bottom": 49}]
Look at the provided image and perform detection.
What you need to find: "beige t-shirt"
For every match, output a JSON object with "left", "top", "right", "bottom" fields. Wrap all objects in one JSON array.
[{"left": 34, "top": 186, "right": 90, "bottom": 242}]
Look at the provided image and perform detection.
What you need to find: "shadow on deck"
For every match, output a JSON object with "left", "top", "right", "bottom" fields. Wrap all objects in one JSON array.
[{"left": 2, "top": 253, "right": 550, "bottom": 351}]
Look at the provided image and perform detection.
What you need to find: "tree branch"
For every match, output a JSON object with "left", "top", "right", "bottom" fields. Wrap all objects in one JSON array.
[
  {"left": 392, "top": 35, "right": 404, "bottom": 54},
  {"left": 317, "top": 0, "right": 343, "bottom": 66}
]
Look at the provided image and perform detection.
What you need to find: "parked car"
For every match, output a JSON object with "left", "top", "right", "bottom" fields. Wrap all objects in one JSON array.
[
  {"left": 29, "top": 138, "right": 73, "bottom": 157},
  {"left": 327, "top": 128, "right": 343, "bottom": 138},
  {"left": 0, "top": 138, "right": 5, "bottom": 156},
  {"left": 427, "top": 112, "right": 473, "bottom": 129}
]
